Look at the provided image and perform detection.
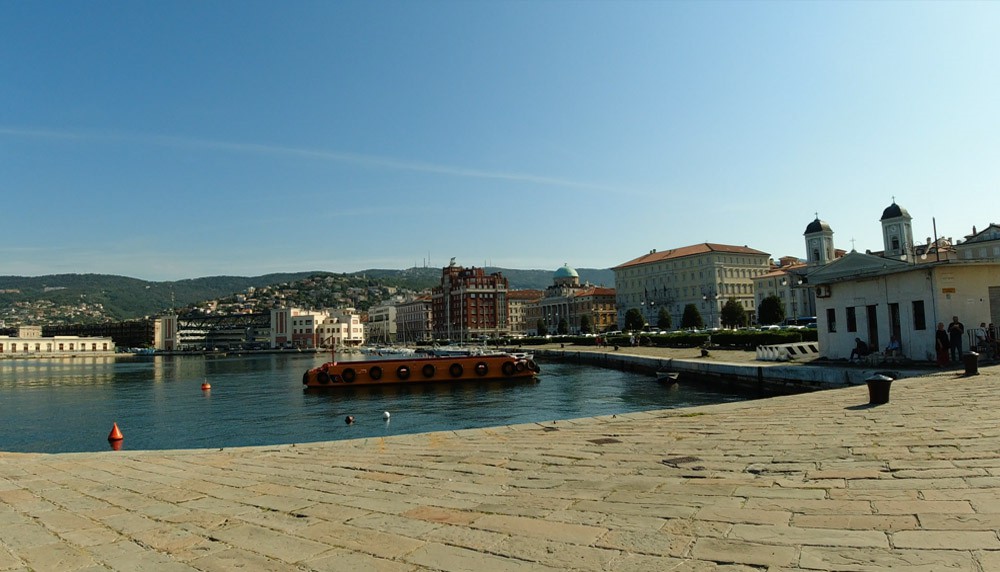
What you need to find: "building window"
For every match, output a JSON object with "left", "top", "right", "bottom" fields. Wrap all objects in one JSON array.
[
  {"left": 826, "top": 308, "right": 836, "bottom": 333},
  {"left": 846, "top": 307, "right": 857, "bottom": 332},
  {"left": 912, "top": 300, "right": 926, "bottom": 331}
]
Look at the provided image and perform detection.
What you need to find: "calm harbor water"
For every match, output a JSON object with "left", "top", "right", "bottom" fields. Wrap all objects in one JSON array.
[{"left": 0, "top": 353, "right": 773, "bottom": 454}]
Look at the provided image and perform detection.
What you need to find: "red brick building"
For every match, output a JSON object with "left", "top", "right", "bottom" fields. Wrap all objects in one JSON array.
[{"left": 431, "top": 261, "right": 509, "bottom": 341}]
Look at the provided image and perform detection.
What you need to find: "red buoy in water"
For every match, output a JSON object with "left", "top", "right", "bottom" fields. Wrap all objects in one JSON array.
[
  {"left": 108, "top": 422, "right": 123, "bottom": 442},
  {"left": 201, "top": 382, "right": 211, "bottom": 391}
]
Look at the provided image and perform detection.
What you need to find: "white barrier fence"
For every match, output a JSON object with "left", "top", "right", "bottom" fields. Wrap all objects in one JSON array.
[{"left": 756, "top": 342, "right": 820, "bottom": 362}]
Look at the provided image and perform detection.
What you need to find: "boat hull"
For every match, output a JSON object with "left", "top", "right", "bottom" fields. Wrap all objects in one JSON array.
[{"left": 303, "top": 354, "right": 540, "bottom": 388}]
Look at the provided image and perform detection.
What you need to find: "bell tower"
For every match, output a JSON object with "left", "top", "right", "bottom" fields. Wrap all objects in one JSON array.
[
  {"left": 803, "top": 214, "right": 834, "bottom": 265},
  {"left": 880, "top": 199, "right": 913, "bottom": 259}
]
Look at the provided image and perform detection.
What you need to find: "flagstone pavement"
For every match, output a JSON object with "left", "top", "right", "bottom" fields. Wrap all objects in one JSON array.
[{"left": 1, "top": 349, "right": 998, "bottom": 571}]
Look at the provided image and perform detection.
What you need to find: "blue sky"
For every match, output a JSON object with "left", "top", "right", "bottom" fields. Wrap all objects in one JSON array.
[{"left": 2, "top": 1, "right": 998, "bottom": 281}]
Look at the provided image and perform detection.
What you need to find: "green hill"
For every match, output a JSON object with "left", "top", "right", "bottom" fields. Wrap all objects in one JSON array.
[
  {"left": 0, "top": 272, "right": 326, "bottom": 322},
  {"left": 0, "top": 266, "right": 616, "bottom": 325}
]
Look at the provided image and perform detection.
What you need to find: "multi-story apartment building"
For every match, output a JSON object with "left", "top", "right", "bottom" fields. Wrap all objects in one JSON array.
[
  {"left": 316, "top": 309, "right": 365, "bottom": 348},
  {"left": 507, "top": 289, "right": 544, "bottom": 336},
  {"left": 431, "top": 261, "right": 509, "bottom": 341},
  {"left": 753, "top": 256, "right": 815, "bottom": 326},
  {"left": 613, "top": 243, "right": 771, "bottom": 329},
  {"left": 395, "top": 296, "right": 432, "bottom": 343},
  {"left": 365, "top": 304, "right": 397, "bottom": 344}
]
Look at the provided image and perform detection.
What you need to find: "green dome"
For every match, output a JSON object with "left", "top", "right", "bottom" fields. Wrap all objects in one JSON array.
[{"left": 554, "top": 264, "right": 579, "bottom": 279}]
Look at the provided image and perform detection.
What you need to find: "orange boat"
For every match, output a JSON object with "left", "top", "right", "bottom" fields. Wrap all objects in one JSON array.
[{"left": 302, "top": 353, "right": 539, "bottom": 388}]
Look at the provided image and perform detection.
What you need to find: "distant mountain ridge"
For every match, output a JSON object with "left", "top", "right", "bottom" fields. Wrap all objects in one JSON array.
[
  {"left": 0, "top": 272, "right": 326, "bottom": 322},
  {"left": 0, "top": 266, "right": 615, "bottom": 322}
]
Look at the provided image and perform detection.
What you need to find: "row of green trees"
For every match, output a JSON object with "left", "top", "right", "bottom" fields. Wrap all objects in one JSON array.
[
  {"left": 535, "top": 294, "right": 790, "bottom": 335},
  {"left": 619, "top": 294, "right": 789, "bottom": 332}
]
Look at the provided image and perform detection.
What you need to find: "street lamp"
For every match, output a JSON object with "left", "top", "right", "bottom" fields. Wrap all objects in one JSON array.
[
  {"left": 780, "top": 276, "right": 804, "bottom": 324},
  {"left": 702, "top": 291, "right": 719, "bottom": 329}
]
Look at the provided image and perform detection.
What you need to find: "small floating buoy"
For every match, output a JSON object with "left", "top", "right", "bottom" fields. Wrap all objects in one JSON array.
[
  {"left": 201, "top": 382, "right": 211, "bottom": 391},
  {"left": 108, "top": 422, "right": 123, "bottom": 442},
  {"left": 345, "top": 415, "right": 355, "bottom": 425},
  {"left": 383, "top": 411, "right": 390, "bottom": 420}
]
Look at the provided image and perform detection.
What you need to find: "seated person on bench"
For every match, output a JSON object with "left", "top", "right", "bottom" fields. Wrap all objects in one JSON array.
[
  {"left": 849, "top": 338, "right": 871, "bottom": 361},
  {"left": 884, "top": 337, "right": 901, "bottom": 356}
]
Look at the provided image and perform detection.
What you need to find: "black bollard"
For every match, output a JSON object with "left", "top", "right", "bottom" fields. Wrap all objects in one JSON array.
[
  {"left": 963, "top": 351, "right": 980, "bottom": 376},
  {"left": 865, "top": 374, "right": 894, "bottom": 405}
]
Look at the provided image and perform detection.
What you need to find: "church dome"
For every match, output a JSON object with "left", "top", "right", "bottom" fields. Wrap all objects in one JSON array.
[
  {"left": 554, "top": 264, "right": 579, "bottom": 279},
  {"left": 880, "top": 201, "right": 910, "bottom": 221},
  {"left": 804, "top": 217, "right": 832, "bottom": 235}
]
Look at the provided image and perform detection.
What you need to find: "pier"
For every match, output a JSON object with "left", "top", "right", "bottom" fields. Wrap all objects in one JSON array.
[{"left": 0, "top": 346, "right": 997, "bottom": 570}]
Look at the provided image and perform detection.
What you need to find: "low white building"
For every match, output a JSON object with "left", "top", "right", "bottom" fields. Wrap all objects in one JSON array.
[
  {"left": 808, "top": 202, "right": 1000, "bottom": 361},
  {"left": 810, "top": 253, "right": 1000, "bottom": 361},
  {"left": 1, "top": 326, "right": 116, "bottom": 357}
]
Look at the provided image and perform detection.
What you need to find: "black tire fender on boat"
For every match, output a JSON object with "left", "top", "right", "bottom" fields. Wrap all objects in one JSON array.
[
  {"left": 303, "top": 371, "right": 311, "bottom": 385},
  {"left": 515, "top": 361, "right": 526, "bottom": 372},
  {"left": 397, "top": 365, "right": 411, "bottom": 380},
  {"left": 369, "top": 366, "right": 383, "bottom": 380},
  {"left": 474, "top": 361, "right": 488, "bottom": 376},
  {"left": 422, "top": 364, "right": 436, "bottom": 378},
  {"left": 317, "top": 370, "right": 331, "bottom": 385},
  {"left": 342, "top": 368, "right": 356, "bottom": 383},
  {"left": 449, "top": 363, "right": 464, "bottom": 378},
  {"left": 527, "top": 359, "right": 539, "bottom": 372},
  {"left": 501, "top": 361, "right": 516, "bottom": 377}
]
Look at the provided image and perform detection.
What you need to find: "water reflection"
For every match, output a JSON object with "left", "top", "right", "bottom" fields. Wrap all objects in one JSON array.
[{"left": 0, "top": 354, "right": 773, "bottom": 454}]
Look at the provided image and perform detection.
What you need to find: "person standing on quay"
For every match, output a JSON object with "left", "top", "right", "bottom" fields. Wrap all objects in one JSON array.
[
  {"left": 948, "top": 316, "right": 965, "bottom": 363},
  {"left": 935, "top": 322, "right": 951, "bottom": 367}
]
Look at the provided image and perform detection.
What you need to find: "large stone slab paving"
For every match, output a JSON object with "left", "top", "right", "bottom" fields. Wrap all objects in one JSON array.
[{"left": 0, "top": 361, "right": 999, "bottom": 570}]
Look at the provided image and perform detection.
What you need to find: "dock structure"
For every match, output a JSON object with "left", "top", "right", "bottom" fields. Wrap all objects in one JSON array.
[{"left": 0, "top": 347, "right": 998, "bottom": 571}]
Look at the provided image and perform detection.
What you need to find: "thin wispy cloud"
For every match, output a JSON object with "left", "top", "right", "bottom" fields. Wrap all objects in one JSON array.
[{"left": 0, "top": 126, "right": 640, "bottom": 195}]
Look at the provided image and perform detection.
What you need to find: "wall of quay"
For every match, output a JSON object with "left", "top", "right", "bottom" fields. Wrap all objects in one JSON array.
[{"left": 534, "top": 348, "right": 923, "bottom": 394}]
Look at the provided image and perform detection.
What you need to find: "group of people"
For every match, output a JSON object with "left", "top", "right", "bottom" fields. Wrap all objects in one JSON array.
[
  {"left": 934, "top": 317, "right": 964, "bottom": 366},
  {"left": 849, "top": 336, "right": 901, "bottom": 362},
  {"left": 850, "top": 315, "right": 994, "bottom": 367},
  {"left": 975, "top": 322, "right": 999, "bottom": 357},
  {"left": 933, "top": 316, "right": 997, "bottom": 366}
]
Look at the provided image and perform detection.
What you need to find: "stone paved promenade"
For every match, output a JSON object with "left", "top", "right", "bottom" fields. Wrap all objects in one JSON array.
[{"left": 2, "top": 350, "right": 999, "bottom": 571}]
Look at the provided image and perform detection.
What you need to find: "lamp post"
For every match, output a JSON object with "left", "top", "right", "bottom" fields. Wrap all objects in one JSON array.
[
  {"left": 780, "top": 275, "right": 804, "bottom": 325},
  {"left": 702, "top": 291, "right": 719, "bottom": 329}
]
